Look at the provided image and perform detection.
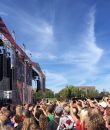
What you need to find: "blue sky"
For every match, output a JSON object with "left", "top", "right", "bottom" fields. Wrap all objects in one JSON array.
[{"left": 0, "top": 0, "right": 110, "bottom": 92}]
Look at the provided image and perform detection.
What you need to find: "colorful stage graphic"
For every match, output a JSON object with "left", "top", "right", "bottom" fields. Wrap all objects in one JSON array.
[{"left": 0, "top": 17, "right": 45, "bottom": 104}]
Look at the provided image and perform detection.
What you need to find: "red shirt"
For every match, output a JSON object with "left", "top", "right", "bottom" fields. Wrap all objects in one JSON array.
[
  {"left": 76, "top": 120, "right": 81, "bottom": 130},
  {"left": 76, "top": 120, "right": 87, "bottom": 130}
]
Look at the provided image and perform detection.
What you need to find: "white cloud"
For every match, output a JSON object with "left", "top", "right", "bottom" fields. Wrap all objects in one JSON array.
[
  {"left": 0, "top": 11, "right": 8, "bottom": 16},
  {"left": 45, "top": 70, "right": 68, "bottom": 92},
  {"left": 0, "top": 3, "right": 107, "bottom": 92},
  {"left": 50, "top": 6, "right": 104, "bottom": 80},
  {"left": 40, "top": 6, "right": 104, "bottom": 92},
  {"left": 81, "top": 6, "right": 103, "bottom": 71},
  {"left": 60, "top": 6, "right": 103, "bottom": 73},
  {"left": 47, "top": 6, "right": 104, "bottom": 91},
  {"left": 20, "top": 17, "right": 55, "bottom": 51},
  {"left": 26, "top": 49, "right": 57, "bottom": 61}
]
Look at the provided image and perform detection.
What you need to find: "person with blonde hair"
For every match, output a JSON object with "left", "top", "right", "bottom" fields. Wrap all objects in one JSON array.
[
  {"left": 0, "top": 115, "right": 8, "bottom": 130},
  {"left": 70, "top": 101, "right": 89, "bottom": 130},
  {"left": 16, "top": 105, "right": 23, "bottom": 116},
  {"left": 39, "top": 114, "right": 48, "bottom": 130},
  {"left": 21, "top": 117, "right": 35, "bottom": 130},
  {"left": 16, "top": 105, "right": 24, "bottom": 122},
  {"left": 27, "top": 122, "right": 39, "bottom": 130},
  {"left": 21, "top": 109, "right": 35, "bottom": 130}
]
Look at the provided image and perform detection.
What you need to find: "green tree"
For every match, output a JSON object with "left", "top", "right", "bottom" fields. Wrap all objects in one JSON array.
[
  {"left": 99, "top": 89, "right": 110, "bottom": 97},
  {"left": 56, "top": 85, "right": 100, "bottom": 99},
  {"left": 33, "top": 90, "right": 42, "bottom": 101},
  {"left": 58, "top": 85, "right": 76, "bottom": 100},
  {"left": 32, "top": 88, "right": 54, "bottom": 100},
  {"left": 54, "top": 93, "right": 60, "bottom": 100},
  {"left": 45, "top": 88, "right": 54, "bottom": 98}
]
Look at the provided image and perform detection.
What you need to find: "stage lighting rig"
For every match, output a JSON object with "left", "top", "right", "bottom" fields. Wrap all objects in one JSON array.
[{"left": 24, "top": 59, "right": 29, "bottom": 64}]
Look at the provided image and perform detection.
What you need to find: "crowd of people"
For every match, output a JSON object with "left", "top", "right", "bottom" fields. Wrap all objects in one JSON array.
[{"left": 0, "top": 96, "right": 110, "bottom": 130}]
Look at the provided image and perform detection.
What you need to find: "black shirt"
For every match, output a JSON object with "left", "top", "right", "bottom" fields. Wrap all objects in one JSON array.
[
  {"left": 47, "top": 117, "right": 60, "bottom": 130},
  {"left": 14, "top": 122, "right": 23, "bottom": 130}
]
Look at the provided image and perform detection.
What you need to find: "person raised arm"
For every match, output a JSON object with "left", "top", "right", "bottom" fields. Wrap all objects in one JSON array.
[{"left": 70, "top": 101, "right": 78, "bottom": 122}]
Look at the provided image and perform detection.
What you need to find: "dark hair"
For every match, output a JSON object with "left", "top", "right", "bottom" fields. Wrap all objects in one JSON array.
[
  {"left": 35, "top": 109, "right": 44, "bottom": 119},
  {"left": 55, "top": 111, "right": 63, "bottom": 117},
  {"left": 72, "top": 100, "right": 76, "bottom": 104},
  {"left": 77, "top": 101, "right": 82, "bottom": 107},
  {"left": 7, "top": 104, "right": 16, "bottom": 116},
  {"left": 47, "top": 105, "right": 54, "bottom": 113},
  {"left": 24, "top": 110, "right": 32, "bottom": 118},
  {"left": 87, "top": 114, "right": 106, "bottom": 130}
]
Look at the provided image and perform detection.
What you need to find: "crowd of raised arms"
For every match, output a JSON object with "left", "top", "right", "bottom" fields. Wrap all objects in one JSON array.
[{"left": 0, "top": 96, "right": 110, "bottom": 130}]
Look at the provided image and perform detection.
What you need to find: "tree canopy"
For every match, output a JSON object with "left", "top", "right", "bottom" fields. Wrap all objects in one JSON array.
[{"left": 33, "top": 85, "right": 110, "bottom": 101}]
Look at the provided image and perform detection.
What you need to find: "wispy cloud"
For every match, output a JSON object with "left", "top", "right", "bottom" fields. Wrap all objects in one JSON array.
[
  {"left": 0, "top": 3, "right": 10, "bottom": 17},
  {"left": 62, "top": 6, "right": 103, "bottom": 71},
  {"left": 0, "top": 1, "right": 108, "bottom": 92},
  {"left": 0, "top": 2, "right": 56, "bottom": 52},
  {"left": 47, "top": 6, "right": 104, "bottom": 91},
  {"left": 0, "top": 11, "right": 8, "bottom": 16},
  {"left": 45, "top": 70, "right": 68, "bottom": 92},
  {"left": 81, "top": 6, "right": 103, "bottom": 71},
  {"left": 26, "top": 49, "right": 57, "bottom": 61},
  {"left": 19, "top": 15, "right": 56, "bottom": 52},
  {"left": 27, "top": 6, "right": 104, "bottom": 92}
]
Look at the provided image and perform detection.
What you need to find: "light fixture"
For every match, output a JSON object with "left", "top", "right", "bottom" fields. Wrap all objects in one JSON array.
[
  {"left": 7, "top": 52, "right": 10, "bottom": 56},
  {"left": 0, "top": 49, "right": 2, "bottom": 53}
]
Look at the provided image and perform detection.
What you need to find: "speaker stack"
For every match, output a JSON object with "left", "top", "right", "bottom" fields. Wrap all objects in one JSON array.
[
  {"left": 0, "top": 54, "right": 3, "bottom": 81},
  {"left": 7, "top": 57, "right": 11, "bottom": 78},
  {"left": 36, "top": 79, "right": 41, "bottom": 92}
]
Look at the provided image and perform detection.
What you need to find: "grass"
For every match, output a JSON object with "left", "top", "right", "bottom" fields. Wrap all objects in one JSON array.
[{"left": 47, "top": 98, "right": 57, "bottom": 102}]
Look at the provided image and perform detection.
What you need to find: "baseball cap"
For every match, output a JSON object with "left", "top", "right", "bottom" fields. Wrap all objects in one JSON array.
[
  {"left": 55, "top": 106, "right": 63, "bottom": 114},
  {"left": 99, "top": 101, "right": 107, "bottom": 108}
]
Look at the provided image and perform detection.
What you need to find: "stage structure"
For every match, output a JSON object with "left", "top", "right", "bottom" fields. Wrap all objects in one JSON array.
[{"left": 0, "top": 17, "right": 45, "bottom": 104}]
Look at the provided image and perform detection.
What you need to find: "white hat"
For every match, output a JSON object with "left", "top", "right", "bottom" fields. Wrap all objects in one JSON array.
[{"left": 99, "top": 101, "right": 107, "bottom": 108}]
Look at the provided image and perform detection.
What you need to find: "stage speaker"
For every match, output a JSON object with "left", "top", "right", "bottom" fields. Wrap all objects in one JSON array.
[
  {"left": 36, "top": 80, "right": 41, "bottom": 92},
  {"left": 0, "top": 54, "right": 3, "bottom": 81},
  {"left": 3, "top": 54, "right": 7, "bottom": 77},
  {"left": 7, "top": 57, "right": 11, "bottom": 77},
  {"left": 10, "top": 69, "right": 12, "bottom": 90}
]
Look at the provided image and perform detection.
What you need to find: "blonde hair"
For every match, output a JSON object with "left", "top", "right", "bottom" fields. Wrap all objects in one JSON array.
[
  {"left": 1, "top": 107, "right": 9, "bottom": 115},
  {"left": 16, "top": 106, "right": 23, "bottom": 116},
  {"left": 28, "top": 122, "right": 38, "bottom": 130},
  {"left": 22, "top": 117, "right": 35, "bottom": 130},
  {"left": 0, "top": 115, "right": 8, "bottom": 130},
  {"left": 39, "top": 114, "right": 48, "bottom": 130},
  {"left": 80, "top": 109, "right": 89, "bottom": 123},
  {"left": 79, "top": 109, "right": 89, "bottom": 129},
  {"left": 0, "top": 115, "right": 7, "bottom": 124}
]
